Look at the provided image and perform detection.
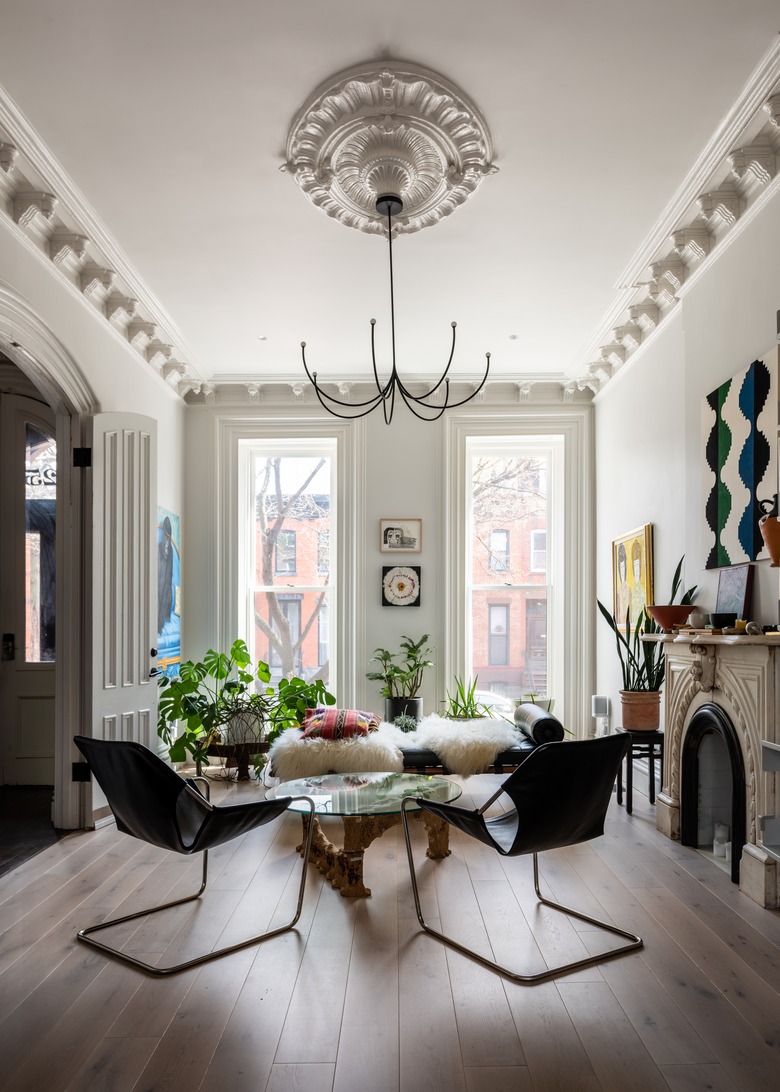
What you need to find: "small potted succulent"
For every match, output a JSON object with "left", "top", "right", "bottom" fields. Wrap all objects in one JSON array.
[{"left": 366, "top": 633, "right": 434, "bottom": 723}]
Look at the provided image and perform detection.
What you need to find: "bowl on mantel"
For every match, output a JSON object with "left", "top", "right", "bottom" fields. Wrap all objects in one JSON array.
[{"left": 646, "top": 604, "right": 693, "bottom": 632}]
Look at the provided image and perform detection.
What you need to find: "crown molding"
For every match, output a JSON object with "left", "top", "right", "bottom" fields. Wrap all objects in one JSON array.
[
  {"left": 576, "top": 35, "right": 780, "bottom": 393},
  {"left": 0, "top": 81, "right": 205, "bottom": 398}
]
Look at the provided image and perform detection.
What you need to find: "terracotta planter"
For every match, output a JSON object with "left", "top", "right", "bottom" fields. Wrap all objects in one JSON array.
[
  {"left": 759, "top": 515, "right": 780, "bottom": 567},
  {"left": 620, "top": 690, "right": 661, "bottom": 731},
  {"left": 646, "top": 604, "right": 693, "bottom": 632}
]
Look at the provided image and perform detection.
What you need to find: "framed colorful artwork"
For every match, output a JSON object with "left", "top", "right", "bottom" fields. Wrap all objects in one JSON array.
[
  {"left": 612, "top": 525, "right": 654, "bottom": 625},
  {"left": 380, "top": 518, "right": 422, "bottom": 553},
  {"left": 382, "top": 565, "right": 421, "bottom": 607}
]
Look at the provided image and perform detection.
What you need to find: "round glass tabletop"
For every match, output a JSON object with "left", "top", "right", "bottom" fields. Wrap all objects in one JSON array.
[{"left": 266, "top": 771, "right": 462, "bottom": 816}]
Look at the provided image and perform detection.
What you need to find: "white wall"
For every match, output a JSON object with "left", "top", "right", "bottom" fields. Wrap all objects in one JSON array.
[{"left": 595, "top": 189, "right": 780, "bottom": 725}]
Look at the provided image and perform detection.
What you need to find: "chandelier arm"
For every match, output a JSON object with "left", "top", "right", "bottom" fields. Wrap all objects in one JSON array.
[
  {"left": 301, "top": 342, "right": 393, "bottom": 410},
  {"left": 397, "top": 380, "right": 450, "bottom": 421},
  {"left": 419, "top": 322, "right": 458, "bottom": 400},
  {"left": 417, "top": 352, "right": 492, "bottom": 410}
]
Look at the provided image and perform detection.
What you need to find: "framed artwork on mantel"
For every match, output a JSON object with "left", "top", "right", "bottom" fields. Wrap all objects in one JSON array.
[
  {"left": 715, "top": 563, "right": 754, "bottom": 619},
  {"left": 612, "top": 525, "right": 654, "bottom": 625}
]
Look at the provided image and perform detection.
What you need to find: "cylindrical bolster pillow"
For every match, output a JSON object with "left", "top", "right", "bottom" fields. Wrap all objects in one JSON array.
[{"left": 514, "top": 703, "right": 565, "bottom": 744}]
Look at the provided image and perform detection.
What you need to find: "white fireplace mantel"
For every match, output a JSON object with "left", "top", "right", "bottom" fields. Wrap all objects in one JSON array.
[{"left": 652, "top": 634, "right": 780, "bottom": 908}]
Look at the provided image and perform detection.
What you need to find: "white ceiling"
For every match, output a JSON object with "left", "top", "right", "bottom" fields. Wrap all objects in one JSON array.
[{"left": 1, "top": 1, "right": 779, "bottom": 391}]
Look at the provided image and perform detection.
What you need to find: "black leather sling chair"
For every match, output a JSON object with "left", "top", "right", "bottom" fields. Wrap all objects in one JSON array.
[
  {"left": 401, "top": 733, "right": 643, "bottom": 983},
  {"left": 74, "top": 735, "right": 315, "bottom": 976}
]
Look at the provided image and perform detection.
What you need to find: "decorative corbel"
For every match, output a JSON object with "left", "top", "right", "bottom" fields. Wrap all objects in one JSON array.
[
  {"left": 689, "top": 642, "right": 717, "bottom": 693},
  {"left": 105, "top": 296, "right": 138, "bottom": 325},
  {"left": 49, "top": 232, "right": 89, "bottom": 268},
  {"left": 728, "top": 144, "right": 776, "bottom": 188},
  {"left": 0, "top": 142, "right": 18, "bottom": 174},
  {"left": 337, "top": 382, "right": 353, "bottom": 402},
  {"left": 697, "top": 188, "right": 742, "bottom": 229},
  {"left": 162, "top": 361, "right": 186, "bottom": 388},
  {"left": 515, "top": 382, "right": 533, "bottom": 401},
  {"left": 599, "top": 343, "right": 626, "bottom": 368},
  {"left": 671, "top": 227, "right": 712, "bottom": 265},
  {"left": 127, "top": 321, "right": 157, "bottom": 351},
  {"left": 145, "top": 339, "right": 173, "bottom": 367},
  {"left": 291, "top": 382, "right": 307, "bottom": 402},
  {"left": 612, "top": 324, "right": 642, "bottom": 350},
  {"left": 763, "top": 92, "right": 780, "bottom": 129},
  {"left": 245, "top": 383, "right": 262, "bottom": 403},
  {"left": 628, "top": 301, "right": 659, "bottom": 332},
  {"left": 13, "top": 191, "right": 58, "bottom": 230},
  {"left": 80, "top": 263, "right": 116, "bottom": 300}
]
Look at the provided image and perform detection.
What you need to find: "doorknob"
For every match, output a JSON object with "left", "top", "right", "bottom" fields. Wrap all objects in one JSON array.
[{"left": 2, "top": 633, "right": 14, "bottom": 661}]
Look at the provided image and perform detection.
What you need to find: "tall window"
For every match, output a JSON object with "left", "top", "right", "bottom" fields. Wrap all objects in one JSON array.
[
  {"left": 241, "top": 442, "right": 335, "bottom": 685},
  {"left": 466, "top": 437, "right": 562, "bottom": 700}
]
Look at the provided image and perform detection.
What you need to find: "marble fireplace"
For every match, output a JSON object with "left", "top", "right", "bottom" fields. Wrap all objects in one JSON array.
[{"left": 655, "top": 634, "right": 780, "bottom": 908}]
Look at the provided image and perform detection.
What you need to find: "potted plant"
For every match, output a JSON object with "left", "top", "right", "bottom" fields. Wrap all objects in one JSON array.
[
  {"left": 598, "top": 556, "right": 696, "bottom": 730},
  {"left": 157, "top": 638, "right": 335, "bottom": 777},
  {"left": 646, "top": 555, "right": 699, "bottom": 632},
  {"left": 366, "top": 633, "right": 434, "bottom": 723},
  {"left": 442, "top": 676, "right": 493, "bottom": 720}
]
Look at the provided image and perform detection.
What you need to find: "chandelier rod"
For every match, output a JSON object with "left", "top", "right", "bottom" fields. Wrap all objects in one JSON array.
[{"left": 301, "top": 194, "right": 490, "bottom": 423}]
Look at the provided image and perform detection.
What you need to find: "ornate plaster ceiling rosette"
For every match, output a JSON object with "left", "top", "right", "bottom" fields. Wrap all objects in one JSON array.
[
  {"left": 382, "top": 566, "right": 421, "bottom": 607},
  {"left": 284, "top": 61, "right": 496, "bottom": 236}
]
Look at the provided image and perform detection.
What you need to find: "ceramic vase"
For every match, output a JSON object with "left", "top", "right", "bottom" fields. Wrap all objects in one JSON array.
[{"left": 759, "top": 515, "right": 780, "bottom": 567}]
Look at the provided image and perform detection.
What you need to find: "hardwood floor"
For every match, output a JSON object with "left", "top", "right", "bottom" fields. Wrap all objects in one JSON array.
[{"left": 1, "top": 769, "right": 779, "bottom": 1091}]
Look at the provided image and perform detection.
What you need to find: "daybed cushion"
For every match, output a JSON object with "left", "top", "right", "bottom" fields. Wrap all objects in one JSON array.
[{"left": 301, "top": 707, "right": 381, "bottom": 740}]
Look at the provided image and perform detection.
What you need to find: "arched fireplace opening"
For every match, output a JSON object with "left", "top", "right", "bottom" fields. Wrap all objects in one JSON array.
[{"left": 680, "top": 702, "right": 746, "bottom": 885}]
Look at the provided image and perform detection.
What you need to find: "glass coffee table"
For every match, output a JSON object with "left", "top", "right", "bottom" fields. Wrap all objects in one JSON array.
[{"left": 267, "top": 772, "right": 462, "bottom": 897}]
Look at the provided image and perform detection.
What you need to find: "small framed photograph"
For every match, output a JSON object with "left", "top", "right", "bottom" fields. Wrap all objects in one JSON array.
[
  {"left": 380, "top": 518, "right": 422, "bottom": 553},
  {"left": 715, "top": 563, "right": 754, "bottom": 618},
  {"left": 382, "top": 566, "right": 421, "bottom": 607},
  {"left": 612, "top": 524, "right": 654, "bottom": 624}
]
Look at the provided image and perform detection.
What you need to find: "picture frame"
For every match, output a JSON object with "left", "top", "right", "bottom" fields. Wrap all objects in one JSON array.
[
  {"left": 382, "top": 565, "right": 421, "bottom": 607},
  {"left": 612, "top": 524, "right": 654, "bottom": 624},
  {"left": 379, "top": 518, "right": 422, "bottom": 553},
  {"left": 715, "top": 563, "right": 754, "bottom": 618}
]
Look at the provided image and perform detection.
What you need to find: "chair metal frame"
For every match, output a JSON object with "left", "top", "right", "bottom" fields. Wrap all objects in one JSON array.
[
  {"left": 401, "top": 750, "right": 643, "bottom": 984},
  {"left": 77, "top": 775, "right": 316, "bottom": 977}
]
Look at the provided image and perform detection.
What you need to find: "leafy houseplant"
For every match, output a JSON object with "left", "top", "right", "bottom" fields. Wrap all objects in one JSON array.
[
  {"left": 366, "top": 634, "right": 434, "bottom": 722},
  {"left": 157, "top": 638, "right": 335, "bottom": 776},
  {"left": 598, "top": 556, "right": 696, "bottom": 730},
  {"left": 442, "top": 676, "right": 492, "bottom": 720}
]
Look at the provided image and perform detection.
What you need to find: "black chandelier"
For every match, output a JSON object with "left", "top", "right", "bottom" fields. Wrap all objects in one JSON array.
[{"left": 301, "top": 195, "right": 491, "bottom": 424}]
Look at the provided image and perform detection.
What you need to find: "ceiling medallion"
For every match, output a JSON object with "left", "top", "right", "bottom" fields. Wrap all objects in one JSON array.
[{"left": 284, "top": 60, "right": 497, "bottom": 235}]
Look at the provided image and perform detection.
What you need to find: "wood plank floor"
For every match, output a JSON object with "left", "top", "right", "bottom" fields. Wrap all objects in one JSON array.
[{"left": 1, "top": 768, "right": 779, "bottom": 1092}]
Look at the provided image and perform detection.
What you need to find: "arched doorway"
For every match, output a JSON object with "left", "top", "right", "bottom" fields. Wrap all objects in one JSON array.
[{"left": 0, "top": 281, "right": 96, "bottom": 833}]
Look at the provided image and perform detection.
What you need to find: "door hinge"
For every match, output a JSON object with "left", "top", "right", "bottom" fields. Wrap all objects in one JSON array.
[
  {"left": 72, "top": 761, "right": 91, "bottom": 782},
  {"left": 72, "top": 447, "right": 92, "bottom": 467}
]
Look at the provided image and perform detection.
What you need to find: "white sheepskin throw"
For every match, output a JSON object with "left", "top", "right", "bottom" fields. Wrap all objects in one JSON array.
[
  {"left": 269, "top": 727, "right": 404, "bottom": 781},
  {"left": 268, "top": 714, "right": 520, "bottom": 781},
  {"left": 406, "top": 714, "right": 520, "bottom": 776}
]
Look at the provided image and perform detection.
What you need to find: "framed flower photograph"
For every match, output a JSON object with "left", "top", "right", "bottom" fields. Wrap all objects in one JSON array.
[
  {"left": 380, "top": 518, "right": 422, "bottom": 553},
  {"left": 382, "top": 565, "right": 421, "bottom": 607},
  {"left": 612, "top": 524, "right": 654, "bottom": 625}
]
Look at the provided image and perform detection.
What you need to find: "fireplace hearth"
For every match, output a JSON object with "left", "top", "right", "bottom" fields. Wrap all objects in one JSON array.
[{"left": 654, "top": 634, "right": 780, "bottom": 908}]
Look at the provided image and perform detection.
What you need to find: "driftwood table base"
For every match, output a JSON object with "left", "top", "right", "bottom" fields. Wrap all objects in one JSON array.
[{"left": 297, "top": 811, "right": 451, "bottom": 897}]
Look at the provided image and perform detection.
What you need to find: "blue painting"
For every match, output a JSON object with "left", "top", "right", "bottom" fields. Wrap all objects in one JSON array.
[
  {"left": 157, "top": 507, "right": 181, "bottom": 676},
  {"left": 703, "top": 356, "right": 777, "bottom": 569}
]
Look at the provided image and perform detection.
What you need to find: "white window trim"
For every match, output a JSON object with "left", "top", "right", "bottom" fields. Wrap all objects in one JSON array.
[
  {"left": 216, "top": 414, "right": 364, "bottom": 705},
  {"left": 444, "top": 408, "right": 594, "bottom": 735}
]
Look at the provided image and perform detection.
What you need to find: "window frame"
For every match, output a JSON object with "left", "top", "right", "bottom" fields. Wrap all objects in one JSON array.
[
  {"left": 443, "top": 410, "right": 593, "bottom": 733},
  {"left": 218, "top": 418, "right": 362, "bottom": 706}
]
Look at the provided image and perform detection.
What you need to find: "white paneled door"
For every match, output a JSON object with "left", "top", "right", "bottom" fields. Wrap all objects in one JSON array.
[
  {"left": 0, "top": 395, "right": 57, "bottom": 785},
  {"left": 86, "top": 413, "right": 157, "bottom": 819}
]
